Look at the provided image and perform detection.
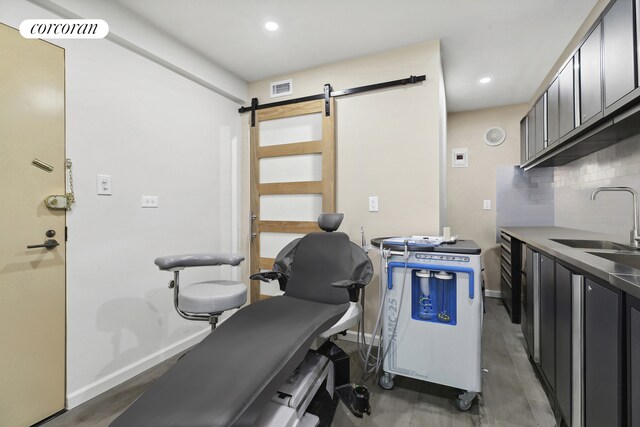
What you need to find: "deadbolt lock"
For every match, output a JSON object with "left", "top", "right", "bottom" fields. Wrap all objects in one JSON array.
[{"left": 44, "top": 194, "right": 70, "bottom": 210}]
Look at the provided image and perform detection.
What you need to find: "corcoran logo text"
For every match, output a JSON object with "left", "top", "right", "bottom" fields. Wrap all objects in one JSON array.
[{"left": 19, "top": 19, "right": 109, "bottom": 39}]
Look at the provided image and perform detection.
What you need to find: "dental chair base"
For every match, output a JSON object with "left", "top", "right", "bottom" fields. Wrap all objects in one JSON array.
[
  {"left": 258, "top": 340, "right": 371, "bottom": 426},
  {"left": 256, "top": 352, "right": 332, "bottom": 427}
]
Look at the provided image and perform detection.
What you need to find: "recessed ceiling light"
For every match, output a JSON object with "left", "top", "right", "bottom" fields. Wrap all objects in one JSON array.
[
  {"left": 479, "top": 77, "right": 492, "bottom": 84},
  {"left": 265, "top": 21, "right": 279, "bottom": 31}
]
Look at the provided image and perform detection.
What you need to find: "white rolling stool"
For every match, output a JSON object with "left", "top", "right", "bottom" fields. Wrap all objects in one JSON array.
[{"left": 154, "top": 253, "right": 247, "bottom": 330}]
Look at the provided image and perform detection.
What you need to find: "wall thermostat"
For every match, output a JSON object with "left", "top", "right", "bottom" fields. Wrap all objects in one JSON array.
[{"left": 452, "top": 148, "right": 468, "bottom": 167}]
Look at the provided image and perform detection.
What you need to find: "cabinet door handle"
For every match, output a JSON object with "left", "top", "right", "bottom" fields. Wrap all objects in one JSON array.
[{"left": 587, "top": 285, "right": 592, "bottom": 292}]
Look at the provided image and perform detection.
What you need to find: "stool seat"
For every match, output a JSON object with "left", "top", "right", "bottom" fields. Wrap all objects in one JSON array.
[{"left": 178, "top": 280, "right": 247, "bottom": 314}]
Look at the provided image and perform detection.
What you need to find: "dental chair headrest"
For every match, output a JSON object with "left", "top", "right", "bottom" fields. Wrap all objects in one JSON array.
[{"left": 318, "top": 213, "right": 344, "bottom": 232}]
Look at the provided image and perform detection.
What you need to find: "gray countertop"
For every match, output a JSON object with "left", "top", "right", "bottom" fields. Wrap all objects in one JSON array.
[{"left": 500, "top": 226, "right": 640, "bottom": 299}]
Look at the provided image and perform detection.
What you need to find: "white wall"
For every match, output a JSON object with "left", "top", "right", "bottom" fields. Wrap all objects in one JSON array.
[{"left": 1, "top": 0, "right": 244, "bottom": 408}]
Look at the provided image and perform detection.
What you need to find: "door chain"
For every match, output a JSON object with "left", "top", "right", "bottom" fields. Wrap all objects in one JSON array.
[
  {"left": 65, "top": 158, "right": 75, "bottom": 210},
  {"left": 44, "top": 158, "right": 76, "bottom": 210}
]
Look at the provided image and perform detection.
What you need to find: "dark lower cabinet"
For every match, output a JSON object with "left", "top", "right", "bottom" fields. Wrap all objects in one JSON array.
[
  {"left": 629, "top": 295, "right": 640, "bottom": 427},
  {"left": 522, "top": 247, "right": 535, "bottom": 357},
  {"left": 539, "top": 254, "right": 555, "bottom": 391},
  {"left": 585, "top": 278, "right": 622, "bottom": 427},
  {"left": 555, "top": 263, "right": 572, "bottom": 424},
  {"left": 512, "top": 239, "right": 631, "bottom": 427}
]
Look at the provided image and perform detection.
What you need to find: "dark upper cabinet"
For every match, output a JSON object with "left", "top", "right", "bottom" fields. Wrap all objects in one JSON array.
[
  {"left": 555, "top": 263, "right": 572, "bottom": 424},
  {"left": 534, "top": 95, "right": 546, "bottom": 154},
  {"left": 527, "top": 108, "right": 536, "bottom": 160},
  {"left": 558, "top": 57, "right": 576, "bottom": 138},
  {"left": 547, "top": 78, "right": 560, "bottom": 145},
  {"left": 628, "top": 295, "right": 640, "bottom": 427},
  {"left": 520, "top": 117, "right": 528, "bottom": 164},
  {"left": 539, "top": 253, "right": 555, "bottom": 391},
  {"left": 585, "top": 278, "right": 622, "bottom": 427},
  {"left": 579, "top": 23, "right": 603, "bottom": 125},
  {"left": 603, "top": 0, "right": 635, "bottom": 110},
  {"left": 519, "top": 0, "right": 640, "bottom": 168}
]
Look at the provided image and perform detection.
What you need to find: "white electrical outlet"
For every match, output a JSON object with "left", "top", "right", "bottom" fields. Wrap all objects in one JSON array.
[
  {"left": 369, "top": 196, "right": 379, "bottom": 212},
  {"left": 97, "top": 174, "right": 112, "bottom": 195},
  {"left": 141, "top": 196, "right": 158, "bottom": 208},
  {"left": 483, "top": 199, "right": 491, "bottom": 210}
]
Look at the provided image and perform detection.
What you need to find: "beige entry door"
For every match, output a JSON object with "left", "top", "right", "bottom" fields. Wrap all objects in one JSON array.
[{"left": 0, "top": 23, "right": 66, "bottom": 426}]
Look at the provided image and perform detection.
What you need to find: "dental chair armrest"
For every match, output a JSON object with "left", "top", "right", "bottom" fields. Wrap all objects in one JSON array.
[
  {"left": 249, "top": 271, "right": 286, "bottom": 282},
  {"left": 330, "top": 280, "right": 367, "bottom": 290},
  {"left": 155, "top": 253, "right": 245, "bottom": 271},
  {"left": 249, "top": 271, "right": 288, "bottom": 292}
]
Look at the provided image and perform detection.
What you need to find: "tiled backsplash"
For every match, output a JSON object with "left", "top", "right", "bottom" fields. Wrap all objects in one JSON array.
[
  {"left": 496, "top": 165, "right": 555, "bottom": 241},
  {"left": 554, "top": 133, "right": 640, "bottom": 239},
  {"left": 495, "top": 134, "right": 640, "bottom": 242}
]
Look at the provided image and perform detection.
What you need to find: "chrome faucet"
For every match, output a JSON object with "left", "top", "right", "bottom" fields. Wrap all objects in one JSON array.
[{"left": 590, "top": 186, "right": 640, "bottom": 247}]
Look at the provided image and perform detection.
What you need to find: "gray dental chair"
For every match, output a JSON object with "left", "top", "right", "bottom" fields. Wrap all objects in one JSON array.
[{"left": 111, "top": 213, "right": 373, "bottom": 427}]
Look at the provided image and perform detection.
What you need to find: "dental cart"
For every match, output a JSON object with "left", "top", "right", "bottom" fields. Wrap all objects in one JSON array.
[{"left": 373, "top": 237, "right": 483, "bottom": 411}]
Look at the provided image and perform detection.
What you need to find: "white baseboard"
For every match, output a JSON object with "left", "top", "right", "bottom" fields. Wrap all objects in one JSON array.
[
  {"left": 66, "top": 328, "right": 209, "bottom": 409},
  {"left": 485, "top": 290, "right": 502, "bottom": 299}
]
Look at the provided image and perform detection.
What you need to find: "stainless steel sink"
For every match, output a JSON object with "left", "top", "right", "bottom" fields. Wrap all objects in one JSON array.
[
  {"left": 588, "top": 251, "right": 640, "bottom": 270},
  {"left": 551, "top": 238, "right": 635, "bottom": 251}
]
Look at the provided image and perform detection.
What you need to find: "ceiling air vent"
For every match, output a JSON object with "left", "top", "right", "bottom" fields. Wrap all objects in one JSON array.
[{"left": 270, "top": 79, "right": 293, "bottom": 98}]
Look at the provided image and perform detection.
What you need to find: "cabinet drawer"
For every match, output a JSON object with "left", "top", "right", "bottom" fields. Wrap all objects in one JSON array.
[
  {"left": 501, "top": 257, "right": 512, "bottom": 277},
  {"left": 501, "top": 268, "right": 512, "bottom": 289},
  {"left": 501, "top": 250, "right": 512, "bottom": 268},
  {"left": 500, "top": 241, "right": 511, "bottom": 255}
]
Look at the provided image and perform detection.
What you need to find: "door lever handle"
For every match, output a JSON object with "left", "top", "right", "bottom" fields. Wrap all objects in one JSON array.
[{"left": 27, "top": 239, "right": 59, "bottom": 250}]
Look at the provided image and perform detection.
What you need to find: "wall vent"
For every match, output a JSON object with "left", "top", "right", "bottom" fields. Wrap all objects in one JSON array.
[{"left": 270, "top": 79, "right": 293, "bottom": 98}]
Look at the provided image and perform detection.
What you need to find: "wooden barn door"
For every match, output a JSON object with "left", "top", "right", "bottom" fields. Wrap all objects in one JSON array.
[{"left": 249, "top": 98, "right": 335, "bottom": 302}]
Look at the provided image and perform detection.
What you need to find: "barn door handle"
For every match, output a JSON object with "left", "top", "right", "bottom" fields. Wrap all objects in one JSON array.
[
  {"left": 27, "top": 239, "right": 59, "bottom": 250},
  {"left": 250, "top": 211, "right": 257, "bottom": 241}
]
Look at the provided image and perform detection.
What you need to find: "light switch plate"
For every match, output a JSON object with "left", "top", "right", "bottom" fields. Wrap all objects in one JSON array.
[
  {"left": 483, "top": 199, "right": 491, "bottom": 210},
  {"left": 97, "top": 174, "right": 112, "bottom": 195}
]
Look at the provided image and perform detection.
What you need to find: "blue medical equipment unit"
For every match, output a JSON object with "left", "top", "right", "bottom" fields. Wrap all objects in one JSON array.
[
  {"left": 372, "top": 236, "right": 483, "bottom": 411},
  {"left": 111, "top": 213, "right": 374, "bottom": 427}
]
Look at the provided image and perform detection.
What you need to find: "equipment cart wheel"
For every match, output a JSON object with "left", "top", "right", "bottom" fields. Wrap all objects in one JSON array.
[
  {"left": 456, "top": 391, "right": 476, "bottom": 411},
  {"left": 378, "top": 373, "right": 394, "bottom": 390}
]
